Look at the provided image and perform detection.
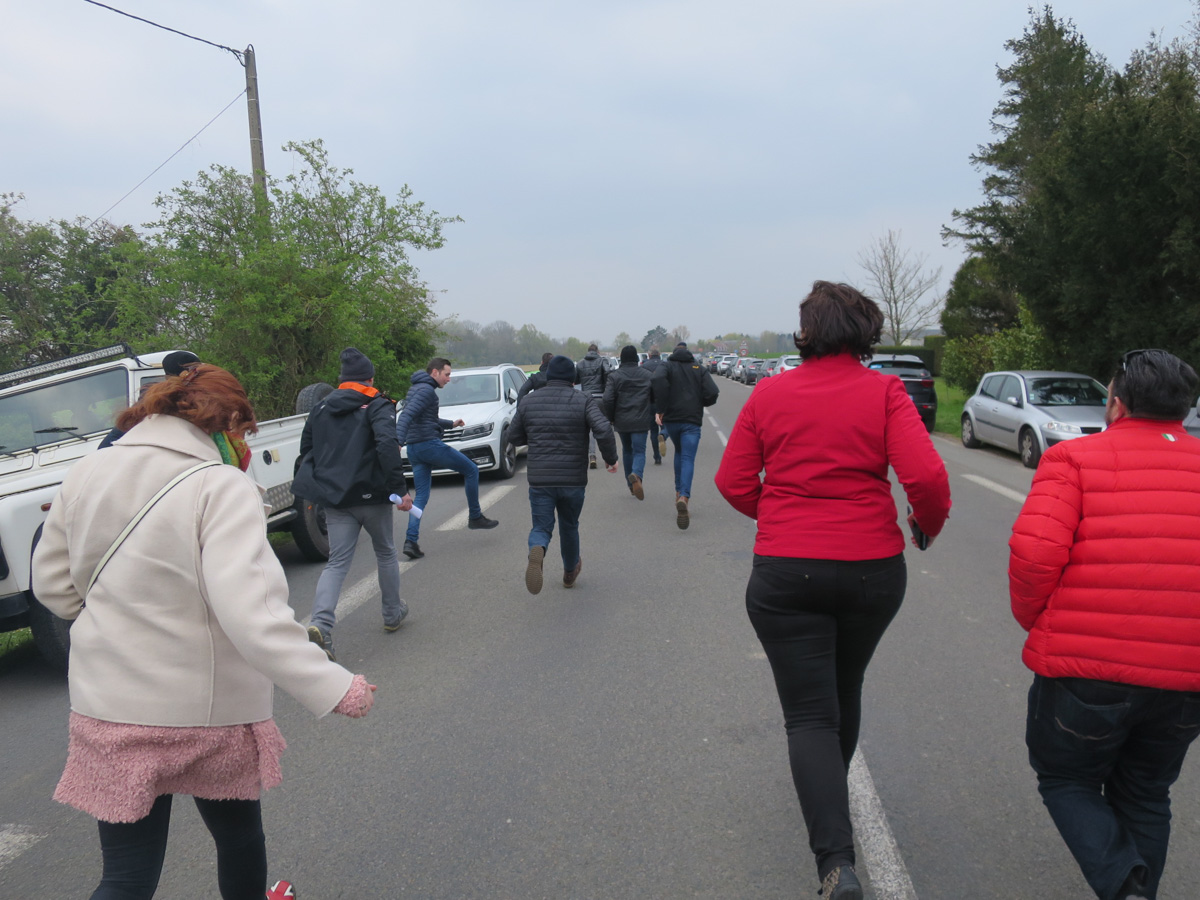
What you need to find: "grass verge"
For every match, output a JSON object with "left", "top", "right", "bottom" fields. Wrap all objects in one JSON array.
[
  {"left": 934, "top": 377, "right": 967, "bottom": 436},
  {"left": 0, "top": 627, "right": 34, "bottom": 660}
]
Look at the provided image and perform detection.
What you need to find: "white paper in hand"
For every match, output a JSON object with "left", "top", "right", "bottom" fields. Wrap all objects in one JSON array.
[{"left": 390, "top": 494, "right": 422, "bottom": 518}]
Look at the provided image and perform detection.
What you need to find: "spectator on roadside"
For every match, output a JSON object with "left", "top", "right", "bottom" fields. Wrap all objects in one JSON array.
[
  {"left": 651, "top": 341, "right": 719, "bottom": 529},
  {"left": 602, "top": 344, "right": 655, "bottom": 500},
  {"left": 574, "top": 343, "right": 610, "bottom": 469},
  {"left": 395, "top": 357, "right": 499, "bottom": 560},
  {"left": 1010, "top": 348, "right": 1200, "bottom": 900},
  {"left": 517, "top": 352, "right": 554, "bottom": 403},
  {"left": 292, "top": 348, "right": 413, "bottom": 660},
  {"left": 715, "top": 281, "right": 951, "bottom": 900},
  {"left": 32, "top": 364, "right": 377, "bottom": 900},
  {"left": 640, "top": 347, "right": 666, "bottom": 465},
  {"left": 509, "top": 355, "right": 617, "bottom": 594}
]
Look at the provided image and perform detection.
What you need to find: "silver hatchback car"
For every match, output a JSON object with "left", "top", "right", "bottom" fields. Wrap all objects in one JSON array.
[{"left": 961, "top": 370, "right": 1109, "bottom": 468}]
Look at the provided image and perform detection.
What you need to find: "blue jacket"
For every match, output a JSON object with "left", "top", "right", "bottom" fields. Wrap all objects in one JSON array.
[{"left": 396, "top": 371, "right": 453, "bottom": 446}]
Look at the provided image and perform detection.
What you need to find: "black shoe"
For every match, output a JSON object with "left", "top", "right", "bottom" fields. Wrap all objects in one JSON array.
[
  {"left": 402, "top": 540, "right": 424, "bottom": 559},
  {"left": 1117, "top": 865, "right": 1151, "bottom": 900},
  {"left": 307, "top": 625, "right": 335, "bottom": 662},
  {"left": 468, "top": 514, "right": 499, "bottom": 530},
  {"left": 653, "top": 457, "right": 662, "bottom": 465},
  {"left": 589, "top": 454, "right": 597, "bottom": 469},
  {"left": 819, "top": 865, "right": 862, "bottom": 900}
]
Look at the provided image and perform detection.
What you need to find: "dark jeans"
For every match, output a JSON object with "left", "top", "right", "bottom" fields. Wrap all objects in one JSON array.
[
  {"left": 662, "top": 422, "right": 701, "bottom": 498},
  {"left": 92, "top": 794, "right": 265, "bottom": 899},
  {"left": 406, "top": 439, "right": 482, "bottom": 542},
  {"left": 649, "top": 420, "right": 662, "bottom": 461},
  {"left": 528, "top": 486, "right": 586, "bottom": 571},
  {"left": 745, "top": 554, "right": 906, "bottom": 879},
  {"left": 1026, "top": 675, "right": 1200, "bottom": 900},
  {"left": 619, "top": 431, "right": 647, "bottom": 480}
]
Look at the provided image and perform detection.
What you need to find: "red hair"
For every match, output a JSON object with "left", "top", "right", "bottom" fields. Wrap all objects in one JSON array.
[{"left": 117, "top": 364, "right": 258, "bottom": 436}]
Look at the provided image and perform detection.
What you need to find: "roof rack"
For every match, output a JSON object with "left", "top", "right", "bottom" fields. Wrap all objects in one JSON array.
[{"left": 0, "top": 343, "right": 136, "bottom": 389}]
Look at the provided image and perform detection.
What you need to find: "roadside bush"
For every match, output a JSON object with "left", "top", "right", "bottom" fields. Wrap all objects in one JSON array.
[
  {"left": 942, "top": 335, "right": 993, "bottom": 393},
  {"left": 923, "top": 334, "right": 946, "bottom": 375}
]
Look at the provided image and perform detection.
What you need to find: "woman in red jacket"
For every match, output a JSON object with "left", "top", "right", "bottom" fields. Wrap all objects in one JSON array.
[{"left": 715, "top": 281, "right": 951, "bottom": 900}]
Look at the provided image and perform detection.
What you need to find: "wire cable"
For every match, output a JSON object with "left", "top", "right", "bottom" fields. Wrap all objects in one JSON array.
[
  {"left": 80, "top": 0, "right": 244, "bottom": 63},
  {"left": 87, "top": 89, "right": 247, "bottom": 228}
]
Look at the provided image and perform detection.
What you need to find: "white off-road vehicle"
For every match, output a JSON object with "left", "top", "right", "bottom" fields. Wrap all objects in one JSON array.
[{"left": 0, "top": 345, "right": 332, "bottom": 669}]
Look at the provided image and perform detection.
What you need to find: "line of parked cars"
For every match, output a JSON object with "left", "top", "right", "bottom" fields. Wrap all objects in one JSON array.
[{"left": 720, "top": 354, "right": 801, "bottom": 385}]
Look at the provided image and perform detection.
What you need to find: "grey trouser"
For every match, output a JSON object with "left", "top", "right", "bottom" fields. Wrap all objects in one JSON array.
[
  {"left": 587, "top": 393, "right": 602, "bottom": 455},
  {"left": 310, "top": 503, "right": 404, "bottom": 631}
]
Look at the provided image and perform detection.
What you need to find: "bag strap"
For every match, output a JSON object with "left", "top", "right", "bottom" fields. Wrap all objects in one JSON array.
[{"left": 87, "top": 459, "right": 222, "bottom": 595}]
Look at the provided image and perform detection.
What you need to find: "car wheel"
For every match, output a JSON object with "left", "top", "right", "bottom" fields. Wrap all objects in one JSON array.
[
  {"left": 961, "top": 414, "right": 981, "bottom": 448},
  {"left": 295, "top": 382, "right": 335, "bottom": 415},
  {"left": 1019, "top": 427, "right": 1042, "bottom": 468},
  {"left": 290, "top": 499, "right": 330, "bottom": 561},
  {"left": 495, "top": 427, "right": 517, "bottom": 479}
]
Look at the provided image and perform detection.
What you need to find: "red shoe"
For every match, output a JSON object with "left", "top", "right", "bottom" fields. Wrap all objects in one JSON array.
[{"left": 266, "top": 881, "right": 297, "bottom": 899}]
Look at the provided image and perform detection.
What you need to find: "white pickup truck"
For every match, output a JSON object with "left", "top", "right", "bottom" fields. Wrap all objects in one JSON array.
[{"left": 0, "top": 345, "right": 333, "bottom": 669}]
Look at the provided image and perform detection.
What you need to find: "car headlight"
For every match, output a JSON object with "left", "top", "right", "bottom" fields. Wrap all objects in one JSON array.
[
  {"left": 460, "top": 422, "right": 494, "bottom": 439},
  {"left": 1043, "top": 422, "right": 1082, "bottom": 434}
]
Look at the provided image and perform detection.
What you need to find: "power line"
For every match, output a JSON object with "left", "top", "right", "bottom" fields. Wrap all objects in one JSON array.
[
  {"left": 87, "top": 89, "right": 248, "bottom": 229},
  {"left": 80, "top": 0, "right": 244, "bottom": 64}
]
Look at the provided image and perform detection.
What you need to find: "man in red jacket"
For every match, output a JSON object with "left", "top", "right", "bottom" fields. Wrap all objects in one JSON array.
[{"left": 1010, "top": 349, "right": 1200, "bottom": 900}]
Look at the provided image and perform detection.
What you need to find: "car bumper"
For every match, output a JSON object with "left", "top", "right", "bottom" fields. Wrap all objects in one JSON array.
[{"left": 401, "top": 436, "right": 499, "bottom": 476}]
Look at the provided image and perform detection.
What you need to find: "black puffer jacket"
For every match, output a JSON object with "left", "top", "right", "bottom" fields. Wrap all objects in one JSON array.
[
  {"left": 575, "top": 351, "right": 609, "bottom": 396},
  {"left": 602, "top": 362, "right": 655, "bottom": 433},
  {"left": 652, "top": 349, "right": 719, "bottom": 425},
  {"left": 292, "top": 387, "right": 408, "bottom": 508},
  {"left": 641, "top": 356, "right": 665, "bottom": 376},
  {"left": 516, "top": 370, "right": 547, "bottom": 403},
  {"left": 508, "top": 381, "right": 617, "bottom": 486}
]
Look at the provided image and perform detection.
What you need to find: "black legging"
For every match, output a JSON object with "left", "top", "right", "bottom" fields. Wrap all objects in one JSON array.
[
  {"left": 92, "top": 794, "right": 266, "bottom": 899},
  {"left": 745, "top": 554, "right": 906, "bottom": 880}
]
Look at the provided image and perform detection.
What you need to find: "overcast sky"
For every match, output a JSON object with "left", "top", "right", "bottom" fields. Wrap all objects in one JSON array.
[{"left": 3, "top": 1, "right": 1196, "bottom": 344}]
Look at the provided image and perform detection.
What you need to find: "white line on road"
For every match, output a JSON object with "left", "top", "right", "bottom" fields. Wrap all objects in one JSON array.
[
  {"left": 705, "top": 413, "right": 728, "bottom": 446},
  {"left": 961, "top": 473, "right": 1028, "bottom": 505},
  {"left": 437, "top": 484, "right": 516, "bottom": 532},
  {"left": 849, "top": 751, "right": 919, "bottom": 900},
  {"left": 0, "top": 824, "right": 45, "bottom": 871}
]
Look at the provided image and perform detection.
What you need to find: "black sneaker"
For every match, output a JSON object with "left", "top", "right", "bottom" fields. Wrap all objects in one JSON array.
[
  {"left": 306, "top": 625, "right": 335, "bottom": 662},
  {"left": 468, "top": 514, "right": 499, "bottom": 530},
  {"left": 820, "top": 865, "right": 862, "bottom": 900},
  {"left": 402, "top": 540, "right": 424, "bottom": 559}
]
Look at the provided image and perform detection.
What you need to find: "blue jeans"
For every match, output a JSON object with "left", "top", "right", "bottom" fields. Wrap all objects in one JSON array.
[
  {"left": 311, "top": 504, "right": 404, "bottom": 631},
  {"left": 406, "top": 439, "right": 482, "bottom": 542},
  {"left": 662, "top": 422, "right": 701, "bottom": 498},
  {"left": 1026, "top": 675, "right": 1200, "bottom": 899},
  {"left": 528, "top": 486, "right": 586, "bottom": 571},
  {"left": 619, "top": 431, "right": 647, "bottom": 480}
]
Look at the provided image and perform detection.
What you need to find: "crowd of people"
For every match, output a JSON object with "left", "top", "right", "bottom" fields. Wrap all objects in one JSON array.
[{"left": 27, "top": 281, "right": 1200, "bottom": 900}]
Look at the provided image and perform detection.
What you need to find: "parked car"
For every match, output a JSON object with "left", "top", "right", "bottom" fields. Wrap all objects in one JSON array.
[
  {"left": 1185, "top": 396, "right": 1200, "bottom": 438},
  {"left": 733, "top": 358, "right": 761, "bottom": 383},
  {"left": 728, "top": 358, "right": 749, "bottom": 381},
  {"left": 744, "top": 359, "right": 769, "bottom": 385},
  {"left": 762, "top": 358, "right": 782, "bottom": 379},
  {"left": 398, "top": 364, "right": 528, "bottom": 479},
  {"left": 717, "top": 355, "right": 738, "bottom": 375},
  {"left": 777, "top": 355, "right": 801, "bottom": 374},
  {"left": 867, "top": 354, "right": 938, "bottom": 432},
  {"left": 960, "top": 370, "right": 1109, "bottom": 468}
]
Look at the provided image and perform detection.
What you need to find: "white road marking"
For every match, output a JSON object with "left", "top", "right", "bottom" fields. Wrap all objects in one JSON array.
[
  {"left": 961, "top": 473, "right": 1028, "bottom": 505},
  {"left": 0, "top": 824, "right": 45, "bottom": 870},
  {"left": 705, "top": 413, "right": 728, "bottom": 446},
  {"left": 849, "top": 750, "right": 919, "bottom": 900},
  {"left": 437, "top": 484, "right": 516, "bottom": 532}
]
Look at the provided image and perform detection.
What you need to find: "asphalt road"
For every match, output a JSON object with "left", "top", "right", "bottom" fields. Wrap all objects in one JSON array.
[{"left": 2, "top": 379, "right": 1198, "bottom": 899}]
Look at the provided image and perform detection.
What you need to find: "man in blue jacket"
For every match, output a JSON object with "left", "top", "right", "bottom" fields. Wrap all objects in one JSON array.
[{"left": 396, "top": 357, "right": 499, "bottom": 560}]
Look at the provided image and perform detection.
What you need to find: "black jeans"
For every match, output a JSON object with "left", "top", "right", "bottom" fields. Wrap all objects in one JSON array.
[
  {"left": 1026, "top": 675, "right": 1200, "bottom": 900},
  {"left": 92, "top": 794, "right": 266, "bottom": 899},
  {"left": 745, "top": 554, "right": 906, "bottom": 879}
]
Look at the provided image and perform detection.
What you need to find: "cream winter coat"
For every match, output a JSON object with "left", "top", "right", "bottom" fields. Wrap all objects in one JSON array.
[{"left": 33, "top": 414, "right": 353, "bottom": 726}]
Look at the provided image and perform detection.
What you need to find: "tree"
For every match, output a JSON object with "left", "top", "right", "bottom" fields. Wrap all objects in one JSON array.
[
  {"left": 641, "top": 325, "right": 669, "bottom": 351},
  {"left": 613, "top": 331, "right": 632, "bottom": 349},
  {"left": 670, "top": 324, "right": 690, "bottom": 346},
  {"left": 940, "top": 255, "right": 1020, "bottom": 339},
  {"left": 857, "top": 229, "right": 943, "bottom": 346}
]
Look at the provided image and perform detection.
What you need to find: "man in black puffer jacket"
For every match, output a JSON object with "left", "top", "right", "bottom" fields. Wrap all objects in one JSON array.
[
  {"left": 603, "top": 345, "right": 655, "bottom": 500},
  {"left": 517, "top": 352, "right": 553, "bottom": 403},
  {"left": 651, "top": 342, "right": 719, "bottom": 530},
  {"left": 509, "top": 355, "right": 617, "bottom": 595},
  {"left": 574, "top": 343, "right": 610, "bottom": 469},
  {"left": 640, "top": 347, "right": 666, "bottom": 464}
]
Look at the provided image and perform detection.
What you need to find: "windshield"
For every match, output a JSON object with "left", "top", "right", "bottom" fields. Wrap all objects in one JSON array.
[
  {"left": 0, "top": 368, "right": 128, "bottom": 454},
  {"left": 440, "top": 373, "right": 500, "bottom": 406},
  {"left": 1027, "top": 377, "right": 1108, "bottom": 407}
]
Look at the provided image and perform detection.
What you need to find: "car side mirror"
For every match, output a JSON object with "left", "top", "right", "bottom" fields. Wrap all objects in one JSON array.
[
  {"left": 1005, "top": 396, "right": 1022, "bottom": 408},
  {"left": 506, "top": 387, "right": 517, "bottom": 403}
]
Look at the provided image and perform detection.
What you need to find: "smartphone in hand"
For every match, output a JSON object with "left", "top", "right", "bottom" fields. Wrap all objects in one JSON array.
[{"left": 906, "top": 505, "right": 929, "bottom": 551}]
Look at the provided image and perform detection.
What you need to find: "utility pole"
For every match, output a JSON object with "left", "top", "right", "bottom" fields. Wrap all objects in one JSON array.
[{"left": 243, "top": 45, "right": 268, "bottom": 208}]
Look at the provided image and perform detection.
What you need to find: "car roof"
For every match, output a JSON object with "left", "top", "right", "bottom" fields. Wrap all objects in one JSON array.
[
  {"left": 448, "top": 364, "right": 516, "bottom": 375},
  {"left": 982, "top": 370, "right": 1097, "bottom": 379}
]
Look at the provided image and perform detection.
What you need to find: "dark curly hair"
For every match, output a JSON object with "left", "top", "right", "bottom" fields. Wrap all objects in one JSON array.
[
  {"left": 116, "top": 364, "right": 258, "bottom": 436},
  {"left": 794, "top": 281, "right": 883, "bottom": 361}
]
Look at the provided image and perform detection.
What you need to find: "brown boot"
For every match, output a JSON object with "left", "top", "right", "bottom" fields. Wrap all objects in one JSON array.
[
  {"left": 627, "top": 472, "right": 644, "bottom": 500},
  {"left": 525, "top": 546, "right": 545, "bottom": 595},
  {"left": 563, "top": 558, "right": 582, "bottom": 588},
  {"left": 675, "top": 495, "right": 689, "bottom": 530}
]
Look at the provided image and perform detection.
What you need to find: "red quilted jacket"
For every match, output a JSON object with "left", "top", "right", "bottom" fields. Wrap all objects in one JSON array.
[{"left": 1009, "top": 416, "right": 1200, "bottom": 690}]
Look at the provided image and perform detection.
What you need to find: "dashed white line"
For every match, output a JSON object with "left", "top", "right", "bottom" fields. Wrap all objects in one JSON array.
[
  {"left": 705, "top": 413, "right": 728, "bottom": 446},
  {"left": 0, "top": 824, "right": 45, "bottom": 870},
  {"left": 961, "top": 473, "right": 1028, "bottom": 505},
  {"left": 849, "top": 751, "right": 919, "bottom": 900},
  {"left": 436, "top": 484, "right": 516, "bottom": 531}
]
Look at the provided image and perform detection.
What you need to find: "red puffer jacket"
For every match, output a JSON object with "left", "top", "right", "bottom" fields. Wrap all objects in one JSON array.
[{"left": 1009, "top": 417, "right": 1200, "bottom": 690}]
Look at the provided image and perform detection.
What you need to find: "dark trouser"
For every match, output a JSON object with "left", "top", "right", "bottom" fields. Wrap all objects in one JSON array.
[
  {"left": 1026, "top": 675, "right": 1200, "bottom": 900},
  {"left": 745, "top": 553, "right": 906, "bottom": 880},
  {"left": 648, "top": 420, "right": 662, "bottom": 461},
  {"left": 528, "top": 486, "right": 586, "bottom": 571},
  {"left": 92, "top": 794, "right": 266, "bottom": 900}
]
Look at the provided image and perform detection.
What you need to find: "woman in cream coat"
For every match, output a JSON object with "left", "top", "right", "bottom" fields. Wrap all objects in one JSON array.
[{"left": 33, "top": 364, "right": 376, "bottom": 900}]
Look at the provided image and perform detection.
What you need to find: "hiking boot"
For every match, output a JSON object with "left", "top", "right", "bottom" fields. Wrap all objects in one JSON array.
[
  {"left": 402, "top": 539, "right": 424, "bottom": 559},
  {"left": 675, "top": 495, "right": 690, "bottom": 530},
  {"left": 266, "top": 880, "right": 297, "bottom": 899},
  {"left": 589, "top": 454, "right": 597, "bottom": 469},
  {"left": 819, "top": 865, "right": 862, "bottom": 900},
  {"left": 525, "top": 545, "right": 545, "bottom": 594},
  {"left": 307, "top": 625, "right": 335, "bottom": 662},
  {"left": 468, "top": 514, "right": 499, "bottom": 530},
  {"left": 658, "top": 434, "right": 667, "bottom": 457},
  {"left": 627, "top": 472, "right": 644, "bottom": 500},
  {"left": 564, "top": 559, "right": 582, "bottom": 588}
]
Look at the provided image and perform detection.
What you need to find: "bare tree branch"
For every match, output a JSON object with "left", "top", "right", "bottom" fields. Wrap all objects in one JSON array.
[{"left": 857, "top": 229, "right": 943, "bottom": 345}]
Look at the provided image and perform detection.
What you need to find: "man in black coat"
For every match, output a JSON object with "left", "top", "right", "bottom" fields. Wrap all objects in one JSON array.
[
  {"left": 602, "top": 345, "right": 655, "bottom": 500},
  {"left": 509, "top": 355, "right": 617, "bottom": 594},
  {"left": 517, "top": 352, "right": 553, "bottom": 403},
  {"left": 640, "top": 347, "right": 666, "bottom": 464},
  {"left": 651, "top": 342, "right": 719, "bottom": 530},
  {"left": 292, "top": 348, "right": 413, "bottom": 659},
  {"left": 574, "top": 343, "right": 610, "bottom": 469}
]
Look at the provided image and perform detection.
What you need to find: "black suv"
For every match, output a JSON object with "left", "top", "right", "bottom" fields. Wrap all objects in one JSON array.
[{"left": 868, "top": 354, "right": 938, "bottom": 432}]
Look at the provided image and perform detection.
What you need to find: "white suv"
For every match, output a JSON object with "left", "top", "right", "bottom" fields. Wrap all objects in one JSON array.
[{"left": 398, "top": 364, "right": 528, "bottom": 478}]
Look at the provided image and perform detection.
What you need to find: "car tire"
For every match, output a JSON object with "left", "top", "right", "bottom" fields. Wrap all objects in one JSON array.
[
  {"left": 290, "top": 500, "right": 330, "bottom": 561},
  {"left": 961, "top": 414, "right": 981, "bottom": 448},
  {"left": 494, "top": 427, "right": 517, "bottom": 479},
  {"left": 295, "top": 382, "right": 335, "bottom": 415},
  {"left": 1019, "top": 427, "right": 1042, "bottom": 468}
]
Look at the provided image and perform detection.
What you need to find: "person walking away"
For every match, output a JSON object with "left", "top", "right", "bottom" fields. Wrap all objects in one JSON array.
[
  {"left": 715, "top": 281, "right": 950, "bottom": 899},
  {"left": 517, "top": 352, "right": 554, "bottom": 403},
  {"left": 32, "top": 364, "right": 378, "bottom": 900},
  {"left": 640, "top": 348, "right": 666, "bottom": 464},
  {"left": 292, "top": 348, "right": 414, "bottom": 661},
  {"left": 509, "top": 355, "right": 618, "bottom": 594},
  {"left": 602, "top": 344, "right": 655, "bottom": 500},
  {"left": 652, "top": 341, "right": 719, "bottom": 529},
  {"left": 574, "top": 342, "right": 610, "bottom": 469},
  {"left": 395, "top": 357, "right": 499, "bottom": 560},
  {"left": 1010, "top": 349, "right": 1200, "bottom": 900}
]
